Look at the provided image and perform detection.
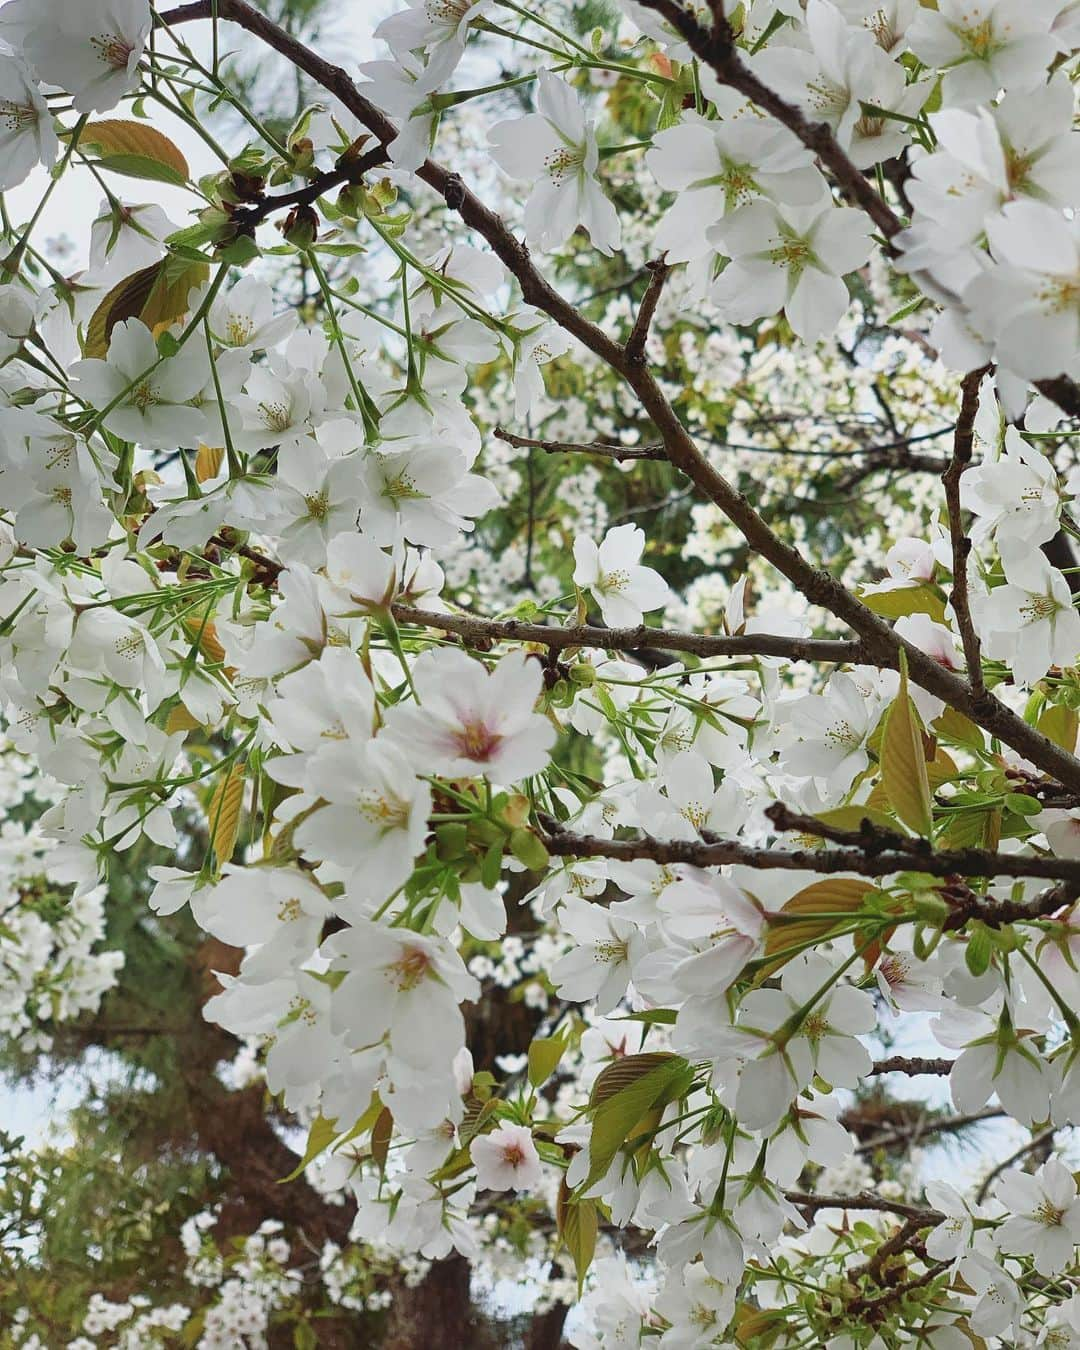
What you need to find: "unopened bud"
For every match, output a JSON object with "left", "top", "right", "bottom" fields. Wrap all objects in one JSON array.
[{"left": 281, "top": 204, "right": 319, "bottom": 249}]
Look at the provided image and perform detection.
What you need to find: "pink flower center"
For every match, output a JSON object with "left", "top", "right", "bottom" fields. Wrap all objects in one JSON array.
[
  {"left": 500, "top": 1142, "right": 526, "bottom": 1167},
  {"left": 91, "top": 32, "right": 135, "bottom": 71},
  {"left": 454, "top": 719, "right": 502, "bottom": 763}
]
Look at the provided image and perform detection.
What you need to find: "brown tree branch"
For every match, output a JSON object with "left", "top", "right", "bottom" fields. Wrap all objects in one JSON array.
[
  {"left": 625, "top": 256, "right": 670, "bottom": 365},
  {"left": 158, "top": 0, "right": 1080, "bottom": 794},
  {"left": 391, "top": 603, "right": 865, "bottom": 663},
  {"left": 631, "top": 0, "right": 903, "bottom": 241},
  {"left": 764, "top": 803, "right": 1077, "bottom": 924},
  {"left": 784, "top": 1191, "right": 943, "bottom": 1223},
  {"left": 632, "top": 1, "right": 1080, "bottom": 419},
  {"left": 870, "top": 1056, "right": 953, "bottom": 1076},
  {"left": 538, "top": 812, "right": 1080, "bottom": 889},
  {"left": 493, "top": 426, "right": 668, "bottom": 462},
  {"left": 941, "top": 368, "right": 987, "bottom": 695}
]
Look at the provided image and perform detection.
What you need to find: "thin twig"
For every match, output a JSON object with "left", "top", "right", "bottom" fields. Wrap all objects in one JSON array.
[
  {"left": 391, "top": 604, "right": 864, "bottom": 663},
  {"left": 228, "top": 145, "right": 387, "bottom": 233},
  {"left": 493, "top": 427, "right": 668, "bottom": 462},
  {"left": 850, "top": 1215, "right": 929, "bottom": 1284},
  {"left": 942, "top": 367, "right": 989, "bottom": 695},
  {"left": 784, "top": 1191, "right": 942, "bottom": 1223},
  {"left": 853, "top": 1107, "right": 1004, "bottom": 1155},
  {"left": 975, "top": 1126, "right": 1058, "bottom": 1204},
  {"left": 625, "top": 257, "right": 670, "bottom": 365},
  {"left": 847, "top": 1260, "right": 949, "bottom": 1321}
]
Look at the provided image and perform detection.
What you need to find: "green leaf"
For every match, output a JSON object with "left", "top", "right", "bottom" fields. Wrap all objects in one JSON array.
[
  {"left": 585, "top": 1053, "right": 693, "bottom": 1187},
  {"left": 480, "top": 839, "right": 503, "bottom": 890},
  {"left": 861, "top": 583, "right": 945, "bottom": 622},
  {"left": 509, "top": 827, "right": 549, "bottom": 872},
  {"left": 612, "top": 1008, "right": 678, "bottom": 1026},
  {"left": 965, "top": 921, "right": 993, "bottom": 976},
  {"left": 458, "top": 1095, "right": 500, "bottom": 1147},
  {"left": 528, "top": 1035, "right": 566, "bottom": 1088},
  {"left": 293, "top": 1323, "right": 318, "bottom": 1350},
  {"left": 80, "top": 119, "right": 190, "bottom": 185},
  {"left": 280, "top": 1114, "right": 338, "bottom": 1183},
  {"left": 1038, "top": 702, "right": 1078, "bottom": 754},
  {"left": 886, "top": 294, "right": 927, "bottom": 325},
  {"left": 167, "top": 219, "right": 225, "bottom": 253},
  {"left": 217, "top": 234, "right": 262, "bottom": 266},
  {"left": 557, "top": 1178, "right": 598, "bottom": 1295},
  {"left": 939, "top": 805, "right": 997, "bottom": 850},
  {"left": 881, "top": 651, "right": 933, "bottom": 837},
  {"left": 1004, "top": 792, "right": 1041, "bottom": 817}
]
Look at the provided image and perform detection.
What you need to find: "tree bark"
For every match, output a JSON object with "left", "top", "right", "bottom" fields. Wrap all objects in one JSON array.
[{"left": 381, "top": 1254, "right": 501, "bottom": 1350}]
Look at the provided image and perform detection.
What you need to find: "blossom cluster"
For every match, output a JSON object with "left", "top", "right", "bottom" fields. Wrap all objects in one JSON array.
[{"left": 2, "top": 0, "right": 1080, "bottom": 1345}]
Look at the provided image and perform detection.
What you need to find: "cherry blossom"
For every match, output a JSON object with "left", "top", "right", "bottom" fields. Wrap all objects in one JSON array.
[
  {"left": 709, "top": 201, "right": 872, "bottom": 342},
  {"left": 0, "top": 49, "right": 56, "bottom": 188},
  {"left": 996, "top": 1160, "right": 1080, "bottom": 1275},
  {"left": 0, "top": 0, "right": 151, "bottom": 114},
  {"left": 470, "top": 1123, "right": 542, "bottom": 1191},
  {"left": 574, "top": 523, "right": 671, "bottom": 627},
  {"left": 488, "top": 70, "right": 621, "bottom": 255}
]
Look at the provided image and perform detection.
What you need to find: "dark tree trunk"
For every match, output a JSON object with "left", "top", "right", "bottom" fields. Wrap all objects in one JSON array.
[{"left": 381, "top": 1254, "right": 500, "bottom": 1349}]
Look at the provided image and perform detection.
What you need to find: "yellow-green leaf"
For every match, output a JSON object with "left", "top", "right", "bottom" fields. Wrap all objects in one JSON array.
[
  {"left": 926, "top": 745, "right": 959, "bottom": 790},
  {"left": 556, "top": 1178, "right": 598, "bottom": 1294},
  {"left": 280, "top": 1113, "right": 338, "bottom": 1183},
  {"left": 208, "top": 762, "right": 245, "bottom": 865},
  {"left": 141, "top": 254, "right": 209, "bottom": 336},
  {"left": 939, "top": 805, "right": 996, "bottom": 851},
  {"left": 585, "top": 1053, "right": 693, "bottom": 1187},
  {"left": 84, "top": 264, "right": 160, "bottom": 358},
  {"left": 792, "top": 804, "right": 899, "bottom": 842},
  {"left": 80, "top": 119, "right": 190, "bottom": 185},
  {"left": 528, "top": 1034, "right": 567, "bottom": 1088},
  {"left": 934, "top": 706, "right": 984, "bottom": 751},
  {"left": 164, "top": 703, "right": 202, "bottom": 735},
  {"left": 881, "top": 651, "right": 933, "bottom": 836},
  {"left": 861, "top": 583, "right": 946, "bottom": 623},
  {"left": 1038, "top": 703, "right": 1078, "bottom": 754}
]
